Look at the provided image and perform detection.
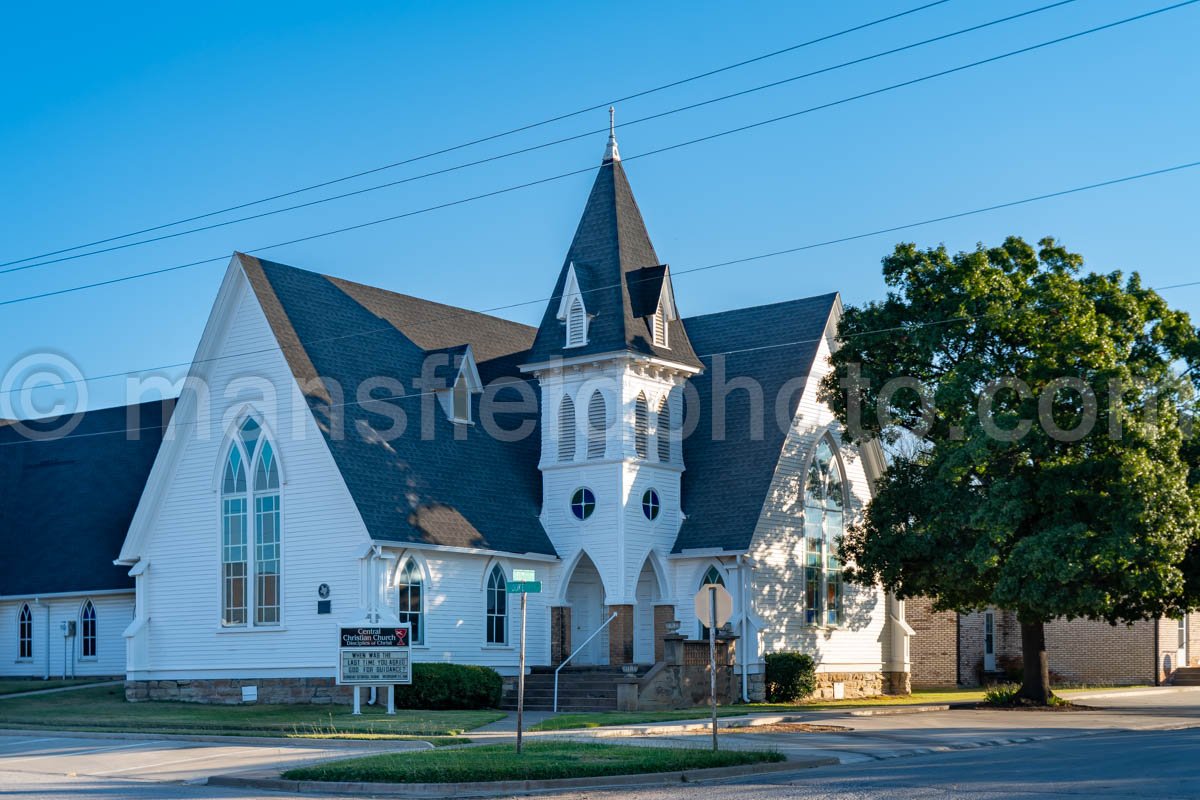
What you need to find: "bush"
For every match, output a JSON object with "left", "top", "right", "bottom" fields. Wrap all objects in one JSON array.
[
  {"left": 984, "top": 683, "right": 1021, "bottom": 706},
  {"left": 764, "top": 652, "right": 816, "bottom": 703},
  {"left": 392, "top": 664, "right": 503, "bottom": 710}
]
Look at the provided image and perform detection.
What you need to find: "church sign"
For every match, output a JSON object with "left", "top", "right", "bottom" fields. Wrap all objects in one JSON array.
[{"left": 337, "top": 625, "right": 412, "bottom": 685}]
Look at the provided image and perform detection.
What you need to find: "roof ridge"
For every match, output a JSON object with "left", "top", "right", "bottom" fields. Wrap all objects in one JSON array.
[{"left": 683, "top": 292, "right": 839, "bottom": 323}]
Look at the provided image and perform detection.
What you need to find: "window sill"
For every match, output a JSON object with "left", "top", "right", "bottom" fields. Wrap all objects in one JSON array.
[
  {"left": 482, "top": 644, "right": 513, "bottom": 650},
  {"left": 215, "top": 625, "right": 288, "bottom": 634},
  {"left": 79, "top": 657, "right": 98, "bottom": 662}
]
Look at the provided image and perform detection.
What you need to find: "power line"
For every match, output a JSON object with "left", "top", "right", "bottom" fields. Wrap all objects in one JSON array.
[
  {"left": 3, "top": 0, "right": 1192, "bottom": 310},
  {"left": 4, "top": 271, "right": 1197, "bottom": 449},
  {"left": 0, "top": 0, "right": 956, "bottom": 269},
  {"left": 1, "top": 0, "right": 1083, "bottom": 276},
  {"left": 3, "top": 155, "right": 1198, "bottom": 399}
]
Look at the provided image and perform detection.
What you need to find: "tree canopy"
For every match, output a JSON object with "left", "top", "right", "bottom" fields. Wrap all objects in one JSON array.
[{"left": 818, "top": 236, "right": 1200, "bottom": 701}]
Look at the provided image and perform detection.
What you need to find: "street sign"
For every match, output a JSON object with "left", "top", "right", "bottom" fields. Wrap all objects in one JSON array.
[
  {"left": 507, "top": 581, "right": 541, "bottom": 594},
  {"left": 512, "top": 569, "right": 536, "bottom": 582},
  {"left": 337, "top": 625, "right": 412, "bottom": 686},
  {"left": 694, "top": 583, "right": 733, "bottom": 629}
]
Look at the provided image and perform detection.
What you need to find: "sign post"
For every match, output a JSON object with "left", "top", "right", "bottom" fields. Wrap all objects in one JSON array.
[
  {"left": 694, "top": 582, "right": 733, "bottom": 752},
  {"left": 336, "top": 623, "right": 412, "bottom": 716},
  {"left": 509, "top": 569, "right": 539, "bottom": 755}
]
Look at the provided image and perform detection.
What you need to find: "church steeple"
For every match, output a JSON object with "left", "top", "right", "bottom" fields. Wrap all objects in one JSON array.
[{"left": 524, "top": 122, "right": 700, "bottom": 370}]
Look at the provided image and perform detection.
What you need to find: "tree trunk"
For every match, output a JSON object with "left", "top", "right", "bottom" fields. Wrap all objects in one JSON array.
[{"left": 1017, "top": 618, "right": 1053, "bottom": 705}]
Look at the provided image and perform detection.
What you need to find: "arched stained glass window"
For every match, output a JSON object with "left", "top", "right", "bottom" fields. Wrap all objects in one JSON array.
[
  {"left": 80, "top": 600, "right": 96, "bottom": 658},
  {"left": 558, "top": 395, "right": 576, "bottom": 462},
  {"left": 397, "top": 559, "right": 424, "bottom": 645},
  {"left": 698, "top": 565, "right": 725, "bottom": 639},
  {"left": 221, "top": 418, "right": 282, "bottom": 628},
  {"left": 486, "top": 565, "right": 507, "bottom": 644},
  {"left": 18, "top": 604, "right": 32, "bottom": 660},
  {"left": 804, "top": 437, "right": 846, "bottom": 626}
]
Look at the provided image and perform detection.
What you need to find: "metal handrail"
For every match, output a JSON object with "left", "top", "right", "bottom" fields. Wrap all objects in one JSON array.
[{"left": 553, "top": 611, "right": 618, "bottom": 713}]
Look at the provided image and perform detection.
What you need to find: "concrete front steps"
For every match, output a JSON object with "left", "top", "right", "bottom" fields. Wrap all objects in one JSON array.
[
  {"left": 501, "top": 665, "right": 649, "bottom": 711},
  {"left": 1171, "top": 667, "right": 1200, "bottom": 685}
]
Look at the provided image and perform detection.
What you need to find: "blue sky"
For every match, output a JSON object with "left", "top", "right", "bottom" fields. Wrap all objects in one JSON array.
[{"left": 1, "top": 0, "right": 1197, "bottom": 414}]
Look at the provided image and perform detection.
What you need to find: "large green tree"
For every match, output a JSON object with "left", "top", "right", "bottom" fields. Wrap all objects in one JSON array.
[{"left": 819, "top": 236, "right": 1200, "bottom": 703}]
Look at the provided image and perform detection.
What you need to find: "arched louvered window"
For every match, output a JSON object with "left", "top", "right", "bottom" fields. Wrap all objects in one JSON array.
[
  {"left": 698, "top": 565, "right": 726, "bottom": 639},
  {"left": 653, "top": 300, "right": 668, "bottom": 347},
  {"left": 634, "top": 392, "right": 649, "bottom": 458},
  {"left": 486, "top": 565, "right": 507, "bottom": 644},
  {"left": 566, "top": 297, "right": 586, "bottom": 347},
  {"left": 221, "top": 417, "right": 282, "bottom": 628},
  {"left": 804, "top": 436, "right": 846, "bottom": 626},
  {"left": 558, "top": 395, "right": 576, "bottom": 462},
  {"left": 18, "top": 604, "right": 33, "bottom": 660},
  {"left": 396, "top": 559, "right": 424, "bottom": 645},
  {"left": 587, "top": 391, "right": 607, "bottom": 459},
  {"left": 656, "top": 395, "right": 672, "bottom": 463},
  {"left": 80, "top": 600, "right": 96, "bottom": 658},
  {"left": 452, "top": 373, "right": 470, "bottom": 421}
]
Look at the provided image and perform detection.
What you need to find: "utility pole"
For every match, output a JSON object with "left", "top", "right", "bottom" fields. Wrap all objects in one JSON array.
[
  {"left": 517, "top": 589, "right": 528, "bottom": 754},
  {"left": 709, "top": 585, "right": 718, "bottom": 752}
]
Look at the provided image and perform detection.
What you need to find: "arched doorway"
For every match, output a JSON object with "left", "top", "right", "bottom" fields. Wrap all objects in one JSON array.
[
  {"left": 564, "top": 553, "right": 608, "bottom": 665},
  {"left": 634, "top": 558, "right": 662, "bottom": 664}
]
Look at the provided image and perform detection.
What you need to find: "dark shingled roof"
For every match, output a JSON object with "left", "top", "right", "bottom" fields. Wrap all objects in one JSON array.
[
  {"left": 526, "top": 158, "right": 701, "bottom": 369},
  {"left": 238, "top": 254, "right": 556, "bottom": 557},
  {"left": 673, "top": 293, "right": 839, "bottom": 554},
  {"left": 0, "top": 401, "right": 171, "bottom": 596}
]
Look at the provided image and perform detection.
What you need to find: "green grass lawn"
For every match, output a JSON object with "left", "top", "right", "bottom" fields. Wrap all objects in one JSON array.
[
  {"left": 283, "top": 741, "right": 784, "bottom": 784},
  {"left": 0, "top": 678, "right": 113, "bottom": 696},
  {"left": 0, "top": 684, "right": 502, "bottom": 739},
  {"left": 531, "top": 708, "right": 748, "bottom": 731}
]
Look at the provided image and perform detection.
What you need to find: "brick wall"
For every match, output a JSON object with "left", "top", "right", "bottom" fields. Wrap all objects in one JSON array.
[
  {"left": 1046, "top": 617, "right": 1155, "bottom": 685},
  {"left": 608, "top": 605, "right": 634, "bottom": 665},
  {"left": 907, "top": 597, "right": 957, "bottom": 688},
  {"left": 550, "top": 606, "right": 571, "bottom": 665},
  {"left": 653, "top": 605, "right": 674, "bottom": 664}
]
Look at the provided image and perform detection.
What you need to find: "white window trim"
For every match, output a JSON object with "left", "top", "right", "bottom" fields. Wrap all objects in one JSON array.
[
  {"left": 394, "top": 555, "right": 428, "bottom": 646},
  {"left": 801, "top": 433, "right": 848, "bottom": 630},
  {"left": 217, "top": 417, "right": 285, "bottom": 631},
  {"left": 78, "top": 599, "right": 98, "bottom": 661},
  {"left": 483, "top": 561, "right": 510, "bottom": 647}
]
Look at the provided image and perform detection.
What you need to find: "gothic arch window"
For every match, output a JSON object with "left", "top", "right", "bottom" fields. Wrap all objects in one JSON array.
[
  {"left": 698, "top": 564, "right": 725, "bottom": 639},
  {"left": 396, "top": 558, "right": 424, "bottom": 645},
  {"left": 652, "top": 299, "right": 669, "bottom": 348},
  {"left": 804, "top": 435, "right": 846, "bottom": 626},
  {"left": 486, "top": 564, "right": 508, "bottom": 644},
  {"left": 634, "top": 392, "right": 649, "bottom": 458},
  {"left": 17, "top": 604, "right": 32, "bottom": 660},
  {"left": 558, "top": 395, "right": 576, "bottom": 462},
  {"left": 221, "top": 417, "right": 282, "bottom": 628},
  {"left": 587, "top": 391, "right": 607, "bottom": 460},
  {"left": 656, "top": 395, "right": 672, "bottom": 463},
  {"left": 567, "top": 297, "right": 587, "bottom": 347},
  {"left": 79, "top": 600, "right": 97, "bottom": 658},
  {"left": 452, "top": 373, "right": 470, "bottom": 422}
]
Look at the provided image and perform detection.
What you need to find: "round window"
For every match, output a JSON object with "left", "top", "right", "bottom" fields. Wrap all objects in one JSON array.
[
  {"left": 642, "top": 489, "right": 660, "bottom": 521},
  {"left": 571, "top": 487, "right": 596, "bottom": 520}
]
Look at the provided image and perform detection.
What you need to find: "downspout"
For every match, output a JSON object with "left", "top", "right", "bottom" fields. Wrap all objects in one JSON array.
[{"left": 737, "top": 554, "right": 749, "bottom": 703}]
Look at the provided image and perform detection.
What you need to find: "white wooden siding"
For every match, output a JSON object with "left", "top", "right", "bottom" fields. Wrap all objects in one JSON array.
[{"left": 0, "top": 594, "right": 132, "bottom": 678}]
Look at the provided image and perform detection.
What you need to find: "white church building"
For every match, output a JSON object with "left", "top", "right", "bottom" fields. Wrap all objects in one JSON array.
[{"left": 103, "top": 131, "right": 911, "bottom": 705}]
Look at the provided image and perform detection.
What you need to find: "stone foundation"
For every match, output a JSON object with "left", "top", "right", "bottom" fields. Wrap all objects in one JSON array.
[
  {"left": 747, "top": 671, "right": 766, "bottom": 702},
  {"left": 810, "top": 671, "right": 885, "bottom": 700},
  {"left": 125, "top": 677, "right": 353, "bottom": 705}
]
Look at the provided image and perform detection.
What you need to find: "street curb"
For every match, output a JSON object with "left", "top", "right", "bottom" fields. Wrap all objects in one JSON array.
[
  {"left": 0, "top": 728, "right": 436, "bottom": 750},
  {"left": 205, "top": 757, "right": 836, "bottom": 797},
  {"left": 849, "top": 704, "right": 951, "bottom": 716}
]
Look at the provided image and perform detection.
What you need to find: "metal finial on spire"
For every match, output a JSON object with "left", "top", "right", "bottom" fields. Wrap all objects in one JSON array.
[{"left": 604, "top": 106, "right": 620, "bottom": 163}]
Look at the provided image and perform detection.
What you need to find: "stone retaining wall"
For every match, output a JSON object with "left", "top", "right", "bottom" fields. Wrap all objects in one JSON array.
[
  {"left": 811, "top": 671, "right": 884, "bottom": 700},
  {"left": 125, "top": 677, "right": 353, "bottom": 705}
]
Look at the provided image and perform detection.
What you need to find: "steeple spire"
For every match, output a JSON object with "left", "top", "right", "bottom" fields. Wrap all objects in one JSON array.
[{"left": 603, "top": 106, "right": 620, "bottom": 164}]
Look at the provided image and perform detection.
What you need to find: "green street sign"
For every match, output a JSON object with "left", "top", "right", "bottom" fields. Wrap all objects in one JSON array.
[{"left": 506, "top": 581, "right": 541, "bottom": 594}]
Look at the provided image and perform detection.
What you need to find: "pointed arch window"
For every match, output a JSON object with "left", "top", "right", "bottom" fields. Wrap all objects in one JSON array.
[
  {"left": 486, "top": 565, "right": 508, "bottom": 644},
  {"left": 656, "top": 395, "right": 672, "bottom": 463},
  {"left": 396, "top": 559, "right": 424, "bottom": 645},
  {"left": 587, "top": 391, "right": 607, "bottom": 459},
  {"left": 80, "top": 600, "right": 97, "bottom": 658},
  {"left": 558, "top": 395, "right": 576, "bottom": 462},
  {"left": 634, "top": 392, "right": 649, "bottom": 458},
  {"left": 221, "top": 417, "right": 282, "bottom": 628},
  {"left": 652, "top": 300, "right": 668, "bottom": 348},
  {"left": 566, "top": 297, "right": 587, "bottom": 347},
  {"left": 452, "top": 373, "right": 470, "bottom": 422},
  {"left": 18, "top": 604, "right": 33, "bottom": 660},
  {"left": 804, "top": 436, "right": 846, "bottom": 626},
  {"left": 698, "top": 565, "right": 726, "bottom": 639}
]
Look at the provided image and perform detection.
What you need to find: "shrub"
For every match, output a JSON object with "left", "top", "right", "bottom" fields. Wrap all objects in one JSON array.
[
  {"left": 764, "top": 652, "right": 817, "bottom": 703},
  {"left": 391, "top": 664, "right": 503, "bottom": 710},
  {"left": 984, "top": 683, "right": 1021, "bottom": 706}
]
